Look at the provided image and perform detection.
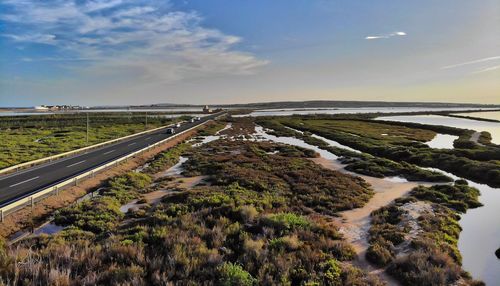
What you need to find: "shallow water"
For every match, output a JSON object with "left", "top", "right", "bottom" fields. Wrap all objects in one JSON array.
[
  {"left": 425, "top": 133, "right": 458, "bottom": 149},
  {"left": 377, "top": 114, "right": 500, "bottom": 144},
  {"left": 236, "top": 107, "right": 494, "bottom": 117},
  {"left": 157, "top": 156, "right": 188, "bottom": 178},
  {"left": 423, "top": 167, "right": 500, "bottom": 285},
  {"left": 192, "top": 135, "right": 220, "bottom": 147},
  {"left": 33, "top": 222, "right": 64, "bottom": 235},
  {"left": 454, "top": 111, "right": 500, "bottom": 121},
  {"left": 382, "top": 176, "right": 409, "bottom": 183},
  {"left": 253, "top": 126, "right": 339, "bottom": 160},
  {"left": 310, "top": 134, "right": 362, "bottom": 153}
]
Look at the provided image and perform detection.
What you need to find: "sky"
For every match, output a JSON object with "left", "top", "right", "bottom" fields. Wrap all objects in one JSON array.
[{"left": 0, "top": 0, "right": 499, "bottom": 106}]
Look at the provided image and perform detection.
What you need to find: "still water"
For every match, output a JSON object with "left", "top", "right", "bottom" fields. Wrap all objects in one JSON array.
[
  {"left": 454, "top": 111, "right": 500, "bottom": 121},
  {"left": 377, "top": 114, "right": 500, "bottom": 144},
  {"left": 425, "top": 134, "right": 458, "bottom": 149},
  {"left": 237, "top": 107, "right": 495, "bottom": 117},
  {"left": 423, "top": 168, "right": 500, "bottom": 286}
]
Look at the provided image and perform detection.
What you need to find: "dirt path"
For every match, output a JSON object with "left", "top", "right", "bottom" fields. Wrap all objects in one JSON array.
[
  {"left": 311, "top": 158, "right": 427, "bottom": 252},
  {"left": 311, "top": 157, "right": 435, "bottom": 286}
]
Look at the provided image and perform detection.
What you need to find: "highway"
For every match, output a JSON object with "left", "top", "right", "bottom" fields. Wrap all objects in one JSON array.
[{"left": 0, "top": 112, "right": 223, "bottom": 208}]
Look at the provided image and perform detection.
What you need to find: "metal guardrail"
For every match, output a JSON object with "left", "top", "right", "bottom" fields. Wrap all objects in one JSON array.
[
  {"left": 0, "top": 118, "right": 215, "bottom": 221},
  {"left": 0, "top": 122, "right": 184, "bottom": 176}
]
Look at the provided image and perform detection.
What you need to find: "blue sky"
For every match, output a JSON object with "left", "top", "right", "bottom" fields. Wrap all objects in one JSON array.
[{"left": 1, "top": 0, "right": 499, "bottom": 106}]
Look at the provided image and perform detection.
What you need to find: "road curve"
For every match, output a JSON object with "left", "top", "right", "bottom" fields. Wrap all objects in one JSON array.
[{"left": 0, "top": 112, "right": 222, "bottom": 207}]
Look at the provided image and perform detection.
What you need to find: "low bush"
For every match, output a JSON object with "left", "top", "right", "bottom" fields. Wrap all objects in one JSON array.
[
  {"left": 387, "top": 249, "right": 462, "bottom": 286},
  {"left": 217, "top": 262, "right": 256, "bottom": 286},
  {"left": 366, "top": 241, "right": 395, "bottom": 266}
]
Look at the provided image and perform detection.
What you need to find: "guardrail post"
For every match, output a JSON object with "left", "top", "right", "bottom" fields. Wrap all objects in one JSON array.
[
  {"left": 91, "top": 171, "right": 95, "bottom": 178},
  {"left": 31, "top": 197, "right": 34, "bottom": 209},
  {"left": 0, "top": 210, "right": 3, "bottom": 222},
  {"left": 74, "top": 178, "right": 78, "bottom": 186}
]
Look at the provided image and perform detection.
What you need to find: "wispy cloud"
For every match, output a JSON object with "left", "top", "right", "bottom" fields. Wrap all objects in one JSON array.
[
  {"left": 0, "top": 0, "right": 268, "bottom": 83},
  {"left": 441, "top": 56, "right": 500, "bottom": 69},
  {"left": 365, "top": 31, "right": 406, "bottom": 40},
  {"left": 441, "top": 56, "right": 500, "bottom": 74},
  {"left": 472, "top": 65, "right": 500, "bottom": 74}
]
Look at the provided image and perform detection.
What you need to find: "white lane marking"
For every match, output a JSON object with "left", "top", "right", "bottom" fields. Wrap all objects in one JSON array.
[
  {"left": 128, "top": 142, "right": 136, "bottom": 146},
  {"left": 103, "top": 149, "right": 115, "bottom": 155},
  {"left": 66, "top": 160, "right": 86, "bottom": 168},
  {"left": 145, "top": 137, "right": 151, "bottom": 140},
  {"left": 9, "top": 176, "right": 40, "bottom": 188}
]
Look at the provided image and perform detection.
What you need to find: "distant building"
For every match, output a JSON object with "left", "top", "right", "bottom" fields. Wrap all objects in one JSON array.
[
  {"left": 34, "top": 105, "right": 80, "bottom": 111},
  {"left": 203, "top": 105, "right": 211, "bottom": 113}
]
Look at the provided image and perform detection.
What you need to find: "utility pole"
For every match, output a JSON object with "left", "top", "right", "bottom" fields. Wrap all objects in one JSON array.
[{"left": 86, "top": 112, "right": 89, "bottom": 144}]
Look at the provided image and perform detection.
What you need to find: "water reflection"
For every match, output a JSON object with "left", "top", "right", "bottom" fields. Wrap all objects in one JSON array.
[
  {"left": 423, "top": 167, "right": 500, "bottom": 285},
  {"left": 377, "top": 114, "right": 500, "bottom": 144},
  {"left": 425, "top": 134, "right": 458, "bottom": 149},
  {"left": 236, "top": 107, "right": 495, "bottom": 117}
]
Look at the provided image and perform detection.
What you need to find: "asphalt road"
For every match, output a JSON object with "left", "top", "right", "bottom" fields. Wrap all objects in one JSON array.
[{"left": 0, "top": 112, "right": 223, "bottom": 207}]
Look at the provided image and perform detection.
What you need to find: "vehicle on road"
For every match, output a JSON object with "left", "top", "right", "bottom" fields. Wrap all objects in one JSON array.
[
  {"left": 166, "top": 128, "right": 175, "bottom": 134},
  {"left": 175, "top": 123, "right": 181, "bottom": 128},
  {"left": 190, "top": 118, "right": 195, "bottom": 123},
  {"left": 195, "top": 117, "right": 201, "bottom": 121}
]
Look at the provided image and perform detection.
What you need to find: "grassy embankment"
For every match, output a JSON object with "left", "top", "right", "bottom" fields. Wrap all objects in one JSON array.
[
  {"left": 0, "top": 113, "right": 190, "bottom": 169},
  {"left": 0, "top": 122, "right": 383, "bottom": 285},
  {"left": 366, "top": 181, "right": 483, "bottom": 285},
  {"left": 260, "top": 116, "right": 500, "bottom": 188}
]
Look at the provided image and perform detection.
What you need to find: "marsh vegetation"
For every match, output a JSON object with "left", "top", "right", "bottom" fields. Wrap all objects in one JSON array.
[
  {"left": 0, "top": 115, "right": 497, "bottom": 285},
  {"left": 0, "top": 120, "right": 383, "bottom": 285}
]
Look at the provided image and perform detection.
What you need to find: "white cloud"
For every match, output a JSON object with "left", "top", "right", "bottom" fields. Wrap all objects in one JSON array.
[
  {"left": 1, "top": 0, "right": 267, "bottom": 83},
  {"left": 365, "top": 31, "right": 407, "bottom": 40},
  {"left": 4, "top": 33, "right": 57, "bottom": 45},
  {"left": 441, "top": 56, "right": 500, "bottom": 69},
  {"left": 471, "top": 65, "right": 500, "bottom": 74},
  {"left": 441, "top": 56, "right": 500, "bottom": 74},
  {"left": 83, "top": 0, "right": 124, "bottom": 12}
]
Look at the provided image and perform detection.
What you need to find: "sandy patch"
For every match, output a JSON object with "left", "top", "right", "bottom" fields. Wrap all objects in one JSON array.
[
  {"left": 311, "top": 156, "right": 436, "bottom": 286},
  {"left": 312, "top": 157, "right": 429, "bottom": 252},
  {"left": 154, "top": 175, "right": 209, "bottom": 191}
]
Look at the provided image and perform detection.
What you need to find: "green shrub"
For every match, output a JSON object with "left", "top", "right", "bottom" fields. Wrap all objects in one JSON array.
[
  {"left": 319, "top": 259, "right": 342, "bottom": 285},
  {"left": 262, "top": 212, "right": 311, "bottom": 234},
  {"left": 217, "top": 262, "right": 255, "bottom": 286}
]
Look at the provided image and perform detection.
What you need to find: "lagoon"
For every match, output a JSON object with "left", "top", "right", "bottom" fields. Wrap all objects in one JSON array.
[{"left": 377, "top": 114, "right": 500, "bottom": 144}]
